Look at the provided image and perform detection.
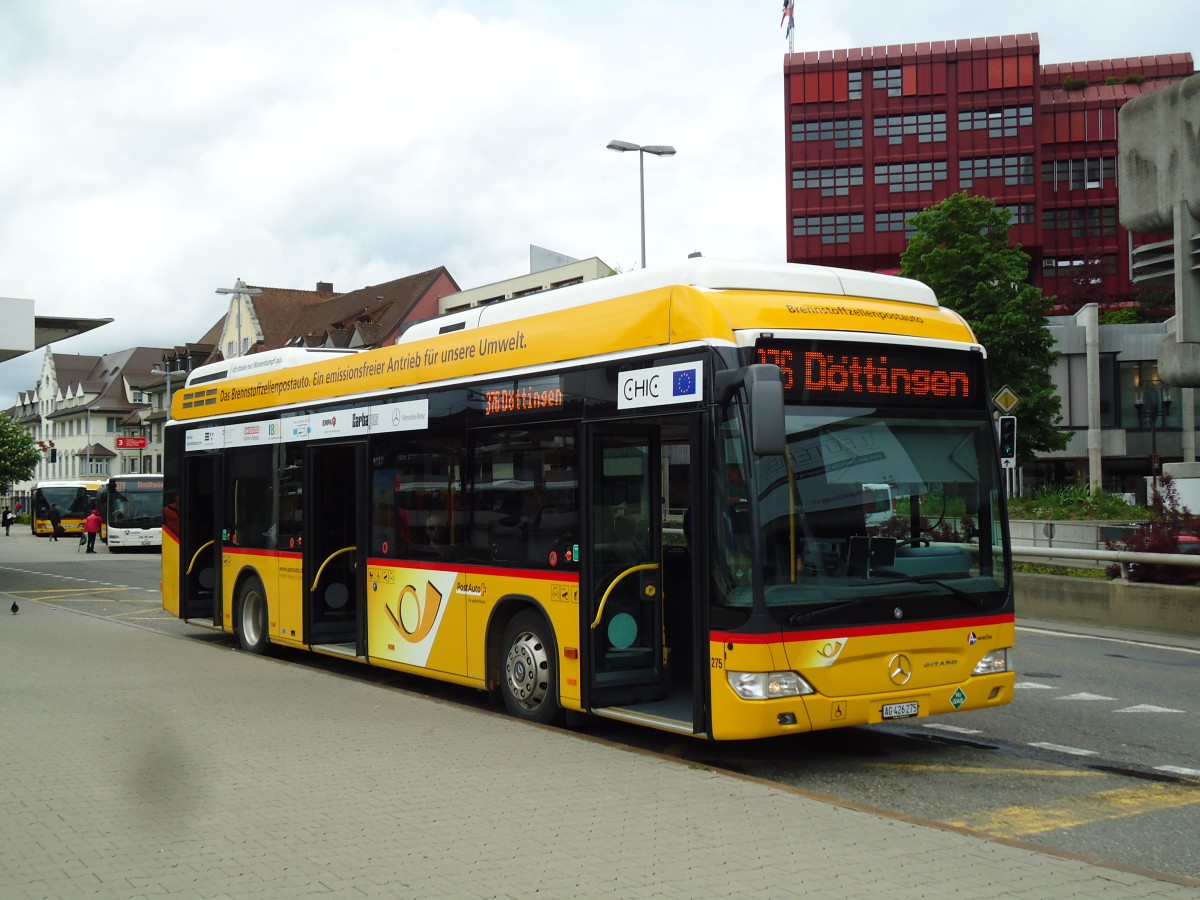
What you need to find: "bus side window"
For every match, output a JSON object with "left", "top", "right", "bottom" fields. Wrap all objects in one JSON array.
[
  {"left": 470, "top": 426, "right": 577, "bottom": 570},
  {"left": 227, "top": 447, "right": 276, "bottom": 549}
]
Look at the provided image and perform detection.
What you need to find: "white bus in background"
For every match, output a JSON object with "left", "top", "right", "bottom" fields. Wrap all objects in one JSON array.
[
  {"left": 97, "top": 474, "right": 164, "bottom": 551},
  {"left": 862, "top": 483, "right": 896, "bottom": 528}
]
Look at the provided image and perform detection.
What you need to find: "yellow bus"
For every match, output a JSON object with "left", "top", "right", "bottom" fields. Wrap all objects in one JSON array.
[
  {"left": 31, "top": 480, "right": 103, "bottom": 538},
  {"left": 162, "top": 259, "right": 1015, "bottom": 740}
]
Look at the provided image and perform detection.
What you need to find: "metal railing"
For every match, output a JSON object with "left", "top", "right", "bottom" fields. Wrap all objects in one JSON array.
[{"left": 1011, "top": 544, "right": 1200, "bottom": 579}]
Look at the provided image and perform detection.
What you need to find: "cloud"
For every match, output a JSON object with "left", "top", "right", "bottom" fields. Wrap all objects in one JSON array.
[{"left": 1, "top": 0, "right": 1196, "bottom": 404}]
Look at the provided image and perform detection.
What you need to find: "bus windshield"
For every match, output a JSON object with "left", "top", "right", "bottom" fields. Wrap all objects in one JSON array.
[
  {"left": 34, "top": 484, "right": 95, "bottom": 520},
  {"left": 715, "top": 405, "right": 1010, "bottom": 626},
  {"left": 106, "top": 481, "right": 164, "bottom": 527}
]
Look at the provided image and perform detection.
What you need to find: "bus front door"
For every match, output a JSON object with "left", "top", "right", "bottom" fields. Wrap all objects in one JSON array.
[
  {"left": 585, "top": 427, "right": 668, "bottom": 709},
  {"left": 305, "top": 441, "right": 366, "bottom": 653},
  {"left": 181, "top": 455, "right": 221, "bottom": 623}
]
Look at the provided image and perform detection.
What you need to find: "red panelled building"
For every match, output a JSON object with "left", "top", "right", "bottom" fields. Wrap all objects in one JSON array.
[{"left": 783, "top": 34, "right": 1193, "bottom": 306}]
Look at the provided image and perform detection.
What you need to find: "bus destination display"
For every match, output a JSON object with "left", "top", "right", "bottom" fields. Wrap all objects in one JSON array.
[{"left": 756, "top": 340, "right": 979, "bottom": 409}]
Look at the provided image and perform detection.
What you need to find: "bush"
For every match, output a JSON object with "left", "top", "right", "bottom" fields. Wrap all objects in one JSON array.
[
  {"left": 1007, "top": 484, "right": 1147, "bottom": 521},
  {"left": 1099, "top": 308, "right": 1139, "bottom": 325},
  {"left": 1104, "top": 476, "right": 1200, "bottom": 584}
]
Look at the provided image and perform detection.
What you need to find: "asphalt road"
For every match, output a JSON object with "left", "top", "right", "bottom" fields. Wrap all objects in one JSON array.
[{"left": 2, "top": 531, "right": 1197, "bottom": 882}]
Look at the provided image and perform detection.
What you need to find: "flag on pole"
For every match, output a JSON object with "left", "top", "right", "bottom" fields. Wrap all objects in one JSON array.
[{"left": 780, "top": 0, "right": 795, "bottom": 52}]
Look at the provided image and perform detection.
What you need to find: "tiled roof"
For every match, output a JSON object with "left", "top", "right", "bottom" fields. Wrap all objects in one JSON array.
[{"left": 285, "top": 268, "right": 451, "bottom": 349}]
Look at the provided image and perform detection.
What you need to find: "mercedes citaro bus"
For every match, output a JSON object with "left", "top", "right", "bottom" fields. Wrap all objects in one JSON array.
[{"left": 162, "top": 259, "right": 1014, "bottom": 740}]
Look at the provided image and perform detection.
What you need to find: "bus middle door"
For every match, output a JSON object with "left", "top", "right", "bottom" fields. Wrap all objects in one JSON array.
[
  {"left": 304, "top": 441, "right": 366, "bottom": 653},
  {"left": 585, "top": 426, "right": 668, "bottom": 709}
]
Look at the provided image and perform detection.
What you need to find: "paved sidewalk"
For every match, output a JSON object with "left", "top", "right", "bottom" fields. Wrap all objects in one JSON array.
[{"left": 1, "top": 594, "right": 1197, "bottom": 897}]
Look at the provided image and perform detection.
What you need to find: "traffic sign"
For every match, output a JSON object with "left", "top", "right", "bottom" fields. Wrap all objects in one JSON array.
[
  {"left": 116, "top": 437, "right": 148, "bottom": 449},
  {"left": 993, "top": 385, "right": 1020, "bottom": 413}
]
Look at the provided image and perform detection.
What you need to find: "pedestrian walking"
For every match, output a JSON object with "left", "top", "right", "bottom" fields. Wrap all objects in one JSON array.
[
  {"left": 2, "top": 507, "right": 13, "bottom": 536},
  {"left": 84, "top": 508, "right": 102, "bottom": 553},
  {"left": 48, "top": 502, "right": 62, "bottom": 541}
]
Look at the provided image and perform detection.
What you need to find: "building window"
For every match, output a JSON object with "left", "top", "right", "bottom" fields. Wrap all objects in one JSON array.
[
  {"left": 1041, "top": 255, "right": 1118, "bottom": 276},
  {"left": 959, "top": 155, "right": 1034, "bottom": 188},
  {"left": 792, "top": 165, "right": 864, "bottom": 197},
  {"left": 848, "top": 71, "right": 862, "bottom": 100},
  {"left": 1044, "top": 207, "right": 1117, "bottom": 236},
  {"left": 872, "top": 67, "right": 903, "bottom": 96},
  {"left": 875, "top": 160, "right": 947, "bottom": 192},
  {"left": 791, "top": 117, "right": 863, "bottom": 148},
  {"left": 958, "top": 106, "right": 1033, "bottom": 137},
  {"left": 873, "top": 112, "right": 946, "bottom": 144},
  {"left": 1042, "top": 158, "right": 1116, "bottom": 191},
  {"left": 793, "top": 213, "right": 865, "bottom": 244},
  {"left": 875, "top": 210, "right": 921, "bottom": 235},
  {"left": 1000, "top": 204, "right": 1036, "bottom": 225}
]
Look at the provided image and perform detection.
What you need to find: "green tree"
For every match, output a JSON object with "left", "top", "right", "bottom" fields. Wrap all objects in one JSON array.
[
  {"left": 900, "top": 192, "right": 1068, "bottom": 460},
  {"left": 0, "top": 414, "right": 41, "bottom": 486}
]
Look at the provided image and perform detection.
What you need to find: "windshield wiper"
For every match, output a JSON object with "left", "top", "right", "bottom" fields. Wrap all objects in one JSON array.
[
  {"left": 787, "top": 596, "right": 875, "bottom": 625},
  {"left": 872, "top": 574, "right": 989, "bottom": 610}
]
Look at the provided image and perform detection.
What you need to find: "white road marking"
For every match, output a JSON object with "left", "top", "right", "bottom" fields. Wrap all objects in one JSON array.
[
  {"left": 1014, "top": 681, "right": 1055, "bottom": 689},
  {"left": 1017, "top": 624, "right": 1200, "bottom": 655},
  {"left": 1155, "top": 765, "right": 1200, "bottom": 778},
  {"left": 1056, "top": 692, "right": 1117, "bottom": 701},
  {"left": 1029, "top": 742, "right": 1098, "bottom": 757},
  {"left": 921, "top": 723, "right": 982, "bottom": 735},
  {"left": 1114, "top": 704, "right": 1185, "bottom": 713}
]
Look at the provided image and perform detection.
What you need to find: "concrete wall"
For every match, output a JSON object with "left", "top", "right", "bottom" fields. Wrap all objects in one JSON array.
[
  {"left": 1016, "top": 572, "right": 1200, "bottom": 637},
  {"left": 1009, "top": 519, "right": 1138, "bottom": 568}
]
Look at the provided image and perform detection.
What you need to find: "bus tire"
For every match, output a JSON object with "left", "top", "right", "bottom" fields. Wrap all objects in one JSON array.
[
  {"left": 236, "top": 576, "right": 271, "bottom": 655},
  {"left": 500, "top": 610, "right": 561, "bottom": 725}
]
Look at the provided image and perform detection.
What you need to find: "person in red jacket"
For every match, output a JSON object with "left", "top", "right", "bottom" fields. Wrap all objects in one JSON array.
[{"left": 84, "top": 508, "right": 103, "bottom": 553}]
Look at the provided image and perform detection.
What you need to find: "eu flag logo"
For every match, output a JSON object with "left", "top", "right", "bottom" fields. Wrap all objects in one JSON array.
[{"left": 673, "top": 369, "right": 696, "bottom": 397}]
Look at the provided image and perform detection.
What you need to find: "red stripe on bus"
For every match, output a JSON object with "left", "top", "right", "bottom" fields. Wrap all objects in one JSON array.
[
  {"left": 367, "top": 557, "right": 580, "bottom": 582},
  {"left": 711, "top": 613, "right": 1015, "bottom": 644}
]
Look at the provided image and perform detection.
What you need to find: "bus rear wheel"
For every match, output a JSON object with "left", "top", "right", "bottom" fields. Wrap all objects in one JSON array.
[
  {"left": 501, "top": 611, "right": 561, "bottom": 725},
  {"left": 237, "top": 577, "right": 271, "bottom": 655}
]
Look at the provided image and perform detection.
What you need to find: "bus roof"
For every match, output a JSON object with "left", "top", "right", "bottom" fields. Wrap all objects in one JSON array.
[
  {"left": 170, "top": 259, "right": 973, "bottom": 422},
  {"left": 400, "top": 258, "right": 937, "bottom": 344}
]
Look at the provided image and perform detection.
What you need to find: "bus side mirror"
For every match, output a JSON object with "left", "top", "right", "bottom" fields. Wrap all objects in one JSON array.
[
  {"left": 747, "top": 365, "right": 785, "bottom": 456},
  {"left": 715, "top": 364, "right": 785, "bottom": 456}
]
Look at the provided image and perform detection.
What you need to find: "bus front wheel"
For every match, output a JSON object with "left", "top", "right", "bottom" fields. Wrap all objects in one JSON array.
[
  {"left": 501, "top": 611, "right": 561, "bottom": 725},
  {"left": 237, "top": 577, "right": 271, "bottom": 655}
]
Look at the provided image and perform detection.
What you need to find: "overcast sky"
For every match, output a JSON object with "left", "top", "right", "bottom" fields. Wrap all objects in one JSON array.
[{"left": 2, "top": 0, "right": 1196, "bottom": 405}]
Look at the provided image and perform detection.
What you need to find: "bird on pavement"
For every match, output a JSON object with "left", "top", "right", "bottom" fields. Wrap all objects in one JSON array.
[{"left": 10, "top": 601, "right": 17, "bottom": 614}]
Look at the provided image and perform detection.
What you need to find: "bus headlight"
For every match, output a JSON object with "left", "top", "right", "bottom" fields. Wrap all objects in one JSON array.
[
  {"left": 727, "top": 671, "right": 814, "bottom": 700},
  {"left": 972, "top": 648, "right": 1010, "bottom": 676}
]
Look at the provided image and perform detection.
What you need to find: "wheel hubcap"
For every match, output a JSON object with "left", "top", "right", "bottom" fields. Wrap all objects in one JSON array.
[
  {"left": 242, "top": 591, "right": 263, "bottom": 646},
  {"left": 506, "top": 630, "right": 548, "bottom": 710}
]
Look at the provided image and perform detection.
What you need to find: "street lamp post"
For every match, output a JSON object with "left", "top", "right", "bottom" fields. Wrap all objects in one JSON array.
[
  {"left": 1134, "top": 386, "right": 1172, "bottom": 483},
  {"left": 606, "top": 139, "right": 676, "bottom": 268},
  {"left": 150, "top": 367, "right": 177, "bottom": 421}
]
